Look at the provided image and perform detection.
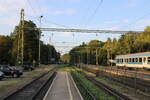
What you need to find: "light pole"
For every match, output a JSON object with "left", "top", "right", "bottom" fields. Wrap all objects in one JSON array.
[
  {"left": 96, "top": 48, "right": 99, "bottom": 66},
  {"left": 20, "top": 9, "right": 24, "bottom": 67},
  {"left": 86, "top": 48, "right": 88, "bottom": 65},
  {"left": 39, "top": 16, "right": 43, "bottom": 67}
]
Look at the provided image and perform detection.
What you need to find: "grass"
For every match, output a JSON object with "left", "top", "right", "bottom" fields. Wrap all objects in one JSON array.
[
  {"left": 83, "top": 67, "right": 150, "bottom": 100},
  {"left": 0, "top": 65, "right": 53, "bottom": 99},
  {"left": 71, "top": 71, "right": 116, "bottom": 100}
]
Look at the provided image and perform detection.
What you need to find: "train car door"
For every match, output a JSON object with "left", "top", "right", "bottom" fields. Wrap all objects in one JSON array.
[{"left": 143, "top": 57, "right": 147, "bottom": 66}]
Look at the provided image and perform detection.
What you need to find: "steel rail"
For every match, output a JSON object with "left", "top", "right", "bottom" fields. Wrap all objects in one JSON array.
[{"left": 4, "top": 68, "right": 56, "bottom": 100}]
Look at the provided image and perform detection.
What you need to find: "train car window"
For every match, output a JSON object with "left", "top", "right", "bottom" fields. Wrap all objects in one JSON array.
[
  {"left": 127, "top": 59, "right": 129, "bottom": 63},
  {"left": 129, "top": 58, "right": 131, "bottom": 62},
  {"left": 148, "top": 57, "right": 150, "bottom": 62},
  {"left": 139, "top": 58, "right": 142, "bottom": 62},
  {"left": 144, "top": 57, "right": 146, "bottom": 62},
  {"left": 132, "top": 58, "right": 135, "bottom": 62},
  {"left": 136, "top": 58, "right": 138, "bottom": 62},
  {"left": 117, "top": 59, "right": 119, "bottom": 63},
  {"left": 122, "top": 59, "right": 123, "bottom": 63}
]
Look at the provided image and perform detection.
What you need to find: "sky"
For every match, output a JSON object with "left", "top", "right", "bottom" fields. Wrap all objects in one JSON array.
[{"left": 0, "top": 0, "right": 150, "bottom": 54}]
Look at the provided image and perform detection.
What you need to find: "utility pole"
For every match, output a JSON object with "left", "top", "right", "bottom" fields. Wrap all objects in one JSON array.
[
  {"left": 107, "top": 49, "right": 110, "bottom": 66},
  {"left": 17, "top": 30, "right": 20, "bottom": 64},
  {"left": 17, "top": 12, "right": 22, "bottom": 64},
  {"left": 86, "top": 48, "right": 88, "bottom": 65},
  {"left": 96, "top": 48, "right": 99, "bottom": 66},
  {"left": 39, "top": 16, "right": 43, "bottom": 67},
  {"left": 20, "top": 9, "right": 24, "bottom": 67},
  {"left": 78, "top": 55, "right": 80, "bottom": 67}
]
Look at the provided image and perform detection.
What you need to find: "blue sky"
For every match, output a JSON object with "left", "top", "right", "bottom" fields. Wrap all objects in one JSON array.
[{"left": 0, "top": 0, "right": 150, "bottom": 54}]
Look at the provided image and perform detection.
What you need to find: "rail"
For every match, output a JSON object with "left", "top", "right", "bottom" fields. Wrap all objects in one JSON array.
[
  {"left": 4, "top": 68, "right": 56, "bottom": 100},
  {"left": 71, "top": 72, "right": 96, "bottom": 100},
  {"left": 86, "top": 76, "right": 132, "bottom": 100}
]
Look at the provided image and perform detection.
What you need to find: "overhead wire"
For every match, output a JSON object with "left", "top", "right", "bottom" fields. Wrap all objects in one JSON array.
[
  {"left": 26, "top": 0, "right": 38, "bottom": 15},
  {"left": 85, "top": 0, "right": 103, "bottom": 24},
  {"left": 42, "top": 18, "right": 69, "bottom": 28},
  {"left": 119, "top": 10, "right": 150, "bottom": 31},
  {"left": 83, "top": 0, "right": 103, "bottom": 37},
  {"left": 18, "top": 0, "right": 75, "bottom": 54},
  {"left": 129, "top": 12, "right": 150, "bottom": 29},
  {"left": 25, "top": 0, "right": 100, "bottom": 53},
  {"left": 25, "top": 0, "right": 42, "bottom": 25},
  {"left": 41, "top": 18, "right": 78, "bottom": 52},
  {"left": 35, "top": 0, "right": 42, "bottom": 13},
  {"left": 80, "top": 0, "right": 91, "bottom": 24}
]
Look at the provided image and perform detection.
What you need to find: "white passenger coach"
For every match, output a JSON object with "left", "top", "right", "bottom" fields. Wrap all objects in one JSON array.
[{"left": 115, "top": 52, "right": 150, "bottom": 69}]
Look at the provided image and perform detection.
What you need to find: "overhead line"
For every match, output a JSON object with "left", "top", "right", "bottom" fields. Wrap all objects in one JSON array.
[
  {"left": 35, "top": 0, "right": 42, "bottom": 13},
  {"left": 86, "top": 0, "right": 103, "bottom": 24},
  {"left": 26, "top": 0, "right": 38, "bottom": 15},
  {"left": 42, "top": 18, "right": 69, "bottom": 28},
  {"left": 129, "top": 12, "right": 150, "bottom": 27}
]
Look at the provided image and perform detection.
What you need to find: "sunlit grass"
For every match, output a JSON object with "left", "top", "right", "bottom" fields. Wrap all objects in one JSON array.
[{"left": 71, "top": 71, "right": 116, "bottom": 100}]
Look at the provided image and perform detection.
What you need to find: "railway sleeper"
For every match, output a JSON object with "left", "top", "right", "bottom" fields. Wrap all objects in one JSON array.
[{"left": 85, "top": 76, "right": 133, "bottom": 100}]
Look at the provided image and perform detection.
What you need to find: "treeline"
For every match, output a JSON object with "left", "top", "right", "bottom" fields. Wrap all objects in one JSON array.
[
  {"left": 0, "top": 20, "right": 59, "bottom": 66},
  {"left": 68, "top": 27, "right": 150, "bottom": 66}
]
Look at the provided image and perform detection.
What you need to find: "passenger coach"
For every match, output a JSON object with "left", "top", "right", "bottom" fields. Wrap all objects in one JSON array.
[{"left": 115, "top": 52, "right": 150, "bottom": 69}]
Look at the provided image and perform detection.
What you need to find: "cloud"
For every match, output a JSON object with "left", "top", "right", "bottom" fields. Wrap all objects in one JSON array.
[
  {"left": 104, "top": 20, "right": 118, "bottom": 24},
  {"left": 0, "top": 0, "right": 77, "bottom": 35},
  {"left": 100, "top": 19, "right": 130, "bottom": 30},
  {"left": 122, "top": 19, "right": 129, "bottom": 23},
  {"left": 48, "top": 9, "right": 76, "bottom": 15},
  {"left": 62, "top": 32, "right": 73, "bottom": 37},
  {"left": 133, "top": 19, "right": 150, "bottom": 29},
  {"left": 126, "top": 0, "right": 137, "bottom": 8},
  {"left": 0, "top": 0, "right": 25, "bottom": 12},
  {"left": 107, "top": 26, "right": 120, "bottom": 30},
  {"left": 0, "top": 0, "right": 26, "bottom": 25},
  {"left": 101, "top": 26, "right": 121, "bottom": 30}
]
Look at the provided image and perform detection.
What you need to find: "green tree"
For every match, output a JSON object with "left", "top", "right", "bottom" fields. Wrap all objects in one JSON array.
[
  {"left": 0, "top": 35, "right": 13, "bottom": 64},
  {"left": 134, "top": 27, "right": 150, "bottom": 52},
  {"left": 12, "top": 20, "right": 40, "bottom": 65},
  {"left": 60, "top": 54, "right": 70, "bottom": 63}
]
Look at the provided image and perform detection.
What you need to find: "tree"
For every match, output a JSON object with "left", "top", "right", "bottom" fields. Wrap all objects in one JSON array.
[
  {"left": 61, "top": 54, "right": 70, "bottom": 63},
  {"left": 134, "top": 27, "right": 150, "bottom": 52},
  {"left": 40, "top": 44, "right": 59, "bottom": 64},
  {"left": 12, "top": 20, "right": 39, "bottom": 65},
  {"left": 68, "top": 30, "right": 146, "bottom": 66},
  {"left": 0, "top": 35, "right": 13, "bottom": 64}
]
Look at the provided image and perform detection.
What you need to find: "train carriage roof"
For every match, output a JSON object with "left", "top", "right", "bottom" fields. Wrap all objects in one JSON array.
[{"left": 116, "top": 52, "right": 150, "bottom": 59}]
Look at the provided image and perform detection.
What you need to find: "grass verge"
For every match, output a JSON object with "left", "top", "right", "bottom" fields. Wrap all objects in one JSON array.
[{"left": 70, "top": 70, "right": 116, "bottom": 100}]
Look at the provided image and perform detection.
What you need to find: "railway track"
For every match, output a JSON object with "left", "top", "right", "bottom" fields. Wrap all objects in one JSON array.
[
  {"left": 75, "top": 70, "right": 132, "bottom": 100},
  {"left": 85, "top": 76, "right": 132, "bottom": 100},
  {"left": 4, "top": 68, "right": 57, "bottom": 100},
  {"left": 71, "top": 72, "right": 96, "bottom": 100},
  {"left": 83, "top": 67, "right": 150, "bottom": 93},
  {"left": 99, "top": 71, "right": 150, "bottom": 93}
]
